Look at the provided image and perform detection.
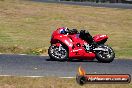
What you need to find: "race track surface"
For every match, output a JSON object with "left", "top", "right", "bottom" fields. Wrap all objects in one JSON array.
[
  {"left": 0, "top": 54, "right": 132, "bottom": 77},
  {"left": 32, "top": 0, "right": 132, "bottom": 9}
]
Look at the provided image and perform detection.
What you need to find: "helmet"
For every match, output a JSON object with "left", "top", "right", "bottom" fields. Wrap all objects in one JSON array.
[
  {"left": 60, "top": 27, "right": 69, "bottom": 34},
  {"left": 64, "top": 27, "right": 70, "bottom": 33}
]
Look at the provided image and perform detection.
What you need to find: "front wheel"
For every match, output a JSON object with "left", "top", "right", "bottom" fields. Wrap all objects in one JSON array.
[
  {"left": 48, "top": 44, "right": 68, "bottom": 61},
  {"left": 96, "top": 45, "right": 115, "bottom": 63}
]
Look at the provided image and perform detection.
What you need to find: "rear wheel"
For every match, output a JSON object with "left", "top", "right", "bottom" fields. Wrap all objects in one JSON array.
[
  {"left": 48, "top": 44, "right": 68, "bottom": 61},
  {"left": 96, "top": 45, "right": 115, "bottom": 63}
]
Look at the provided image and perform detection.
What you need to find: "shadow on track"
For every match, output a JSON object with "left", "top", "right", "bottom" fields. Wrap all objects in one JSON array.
[{"left": 45, "top": 58, "right": 99, "bottom": 63}]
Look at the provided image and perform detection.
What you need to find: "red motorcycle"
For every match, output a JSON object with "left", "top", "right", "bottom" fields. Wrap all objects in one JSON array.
[{"left": 48, "top": 27, "right": 115, "bottom": 63}]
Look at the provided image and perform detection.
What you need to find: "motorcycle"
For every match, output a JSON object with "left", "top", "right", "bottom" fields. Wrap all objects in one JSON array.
[{"left": 48, "top": 27, "right": 115, "bottom": 63}]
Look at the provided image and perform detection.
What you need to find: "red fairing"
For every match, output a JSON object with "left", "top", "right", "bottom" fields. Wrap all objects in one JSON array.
[
  {"left": 51, "top": 27, "right": 65, "bottom": 37},
  {"left": 93, "top": 34, "right": 108, "bottom": 43},
  {"left": 67, "top": 34, "right": 95, "bottom": 59}
]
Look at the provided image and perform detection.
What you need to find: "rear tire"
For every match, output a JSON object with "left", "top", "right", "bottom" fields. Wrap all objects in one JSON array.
[
  {"left": 96, "top": 45, "right": 115, "bottom": 63},
  {"left": 48, "top": 44, "right": 68, "bottom": 61}
]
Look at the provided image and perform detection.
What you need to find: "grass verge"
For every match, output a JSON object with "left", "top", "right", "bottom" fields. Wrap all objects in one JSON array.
[
  {"left": 0, "top": 76, "right": 131, "bottom": 88},
  {"left": 0, "top": 0, "right": 132, "bottom": 58}
]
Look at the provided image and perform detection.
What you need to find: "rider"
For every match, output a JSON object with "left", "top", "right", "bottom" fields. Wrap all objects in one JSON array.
[
  {"left": 60, "top": 27, "right": 78, "bottom": 34},
  {"left": 79, "top": 30, "right": 93, "bottom": 43},
  {"left": 79, "top": 30, "right": 97, "bottom": 47},
  {"left": 59, "top": 27, "right": 95, "bottom": 44}
]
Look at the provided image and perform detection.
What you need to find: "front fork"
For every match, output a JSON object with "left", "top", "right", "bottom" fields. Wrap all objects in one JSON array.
[
  {"left": 58, "top": 44, "right": 62, "bottom": 51},
  {"left": 54, "top": 43, "right": 64, "bottom": 51}
]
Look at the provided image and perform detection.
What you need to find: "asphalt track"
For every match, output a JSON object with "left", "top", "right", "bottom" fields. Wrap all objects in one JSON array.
[
  {"left": 32, "top": 0, "right": 132, "bottom": 9},
  {"left": 0, "top": 54, "right": 132, "bottom": 77}
]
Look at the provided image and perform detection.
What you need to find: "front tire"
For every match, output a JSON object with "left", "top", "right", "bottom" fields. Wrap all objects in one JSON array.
[
  {"left": 48, "top": 44, "right": 68, "bottom": 61},
  {"left": 96, "top": 45, "right": 115, "bottom": 63}
]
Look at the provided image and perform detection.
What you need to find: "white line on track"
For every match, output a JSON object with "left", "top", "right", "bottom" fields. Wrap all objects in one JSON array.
[
  {"left": 59, "top": 77, "right": 75, "bottom": 79},
  {"left": 0, "top": 75, "right": 75, "bottom": 78}
]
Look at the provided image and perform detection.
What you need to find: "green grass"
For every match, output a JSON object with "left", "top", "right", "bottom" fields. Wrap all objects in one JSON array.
[
  {"left": 0, "top": 0, "right": 132, "bottom": 58},
  {"left": 0, "top": 76, "right": 131, "bottom": 88}
]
